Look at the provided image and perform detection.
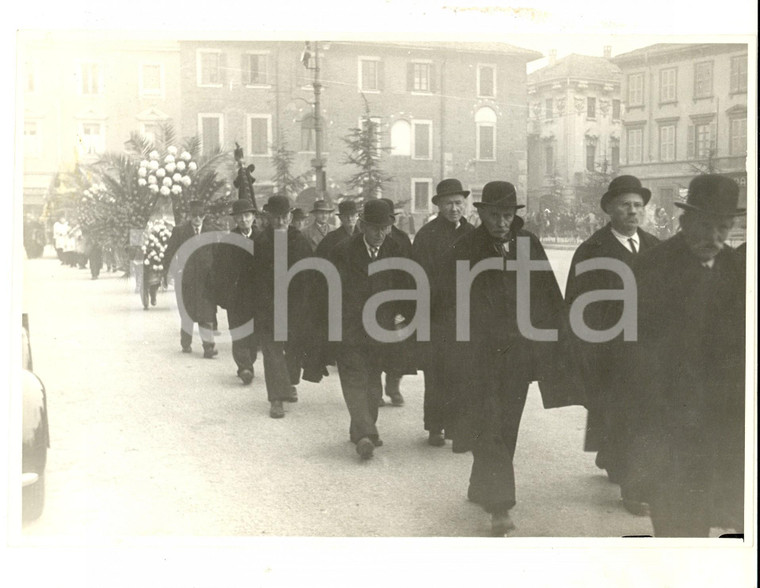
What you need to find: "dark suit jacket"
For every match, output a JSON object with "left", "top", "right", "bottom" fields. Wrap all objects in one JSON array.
[{"left": 210, "top": 226, "right": 255, "bottom": 316}]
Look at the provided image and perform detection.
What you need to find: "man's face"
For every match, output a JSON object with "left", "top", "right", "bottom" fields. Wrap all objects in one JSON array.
[
  {"left": 362, "top": 222, "right": 391, "bottom": 247},
  {"left": 607, "top": 192, "right": 645, "bottom": 235},
  {"left": 270, "top": 212, "right": 292, "bottom": 232},
  {"left": 234, "top": 212, "right": 254, "bottom": 232},
  {"left": 680, "top": 212, "right": 734, "bottom": 262},
  {"left": 437, "top": 194, "right": 467, "bottom": 224},
  {"left": 340, "top": 213, "right": 359, "bottom": 231},
  {"left": 313, "top": 211, "right": 331, "bottom": 225},
  {"left": 292, "top": 218, "right": 308, "bottom": 231},
  {"left": 189, "top": 209, "right": 205, "bottom": 228},
  {"left": 478, "top": 207, "right": 516, "bottom": 241}
]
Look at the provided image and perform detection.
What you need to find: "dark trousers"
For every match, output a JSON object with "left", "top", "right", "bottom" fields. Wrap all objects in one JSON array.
[
  {"left": 423, "top": 363, "right": 451, "bottom": 434},
  {"left": 336, "top": 345, "right": 383, "bottom": 443},
  {"left": 260, "top": 335, "right": 299, "bottom": 402},
  {"left": 384, "top": 371, "right": 402, "bottom": 396},
  {"left": 468, "top": 381, "right": 529, "bottom": 514},
  {"left": 180, "top": 321, "right": 215, "bottom": 350},
  {"left": 227, "top": 308, "right": 257, "bottom": 373}
]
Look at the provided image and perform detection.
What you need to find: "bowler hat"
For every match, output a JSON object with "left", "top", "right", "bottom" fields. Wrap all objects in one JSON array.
[
  {"left": 231, "top": 199, "right": 256, "bottom": 215},
  {"left": 188, "top": 199, "right": 205, "bottom": 209},
  {"left": 338, "top": 200, "right": 358, "bottom": 215},
  {"left": 310, "top": 200, "right": 335, "bottom": 213},
  {"left": 266, "top": 194, "right": 294, "bottom": 216},
  {"left": 473, "top": 181, "right": 525, "bottom": 210},
  {"left": 432, "top": 178, "right": 470, "bottom": 205},
  {"left": 674, "top": 174, "right": 746, "bottom": 217},
  {"left": 601, "top": 175, "right": 651, "bottom": 212},
  {"left": 291, "top": 208, "right": 307, "bottom": 222},
  {"left": 360, "top": 199, "right": 395, "bottom": 227}
]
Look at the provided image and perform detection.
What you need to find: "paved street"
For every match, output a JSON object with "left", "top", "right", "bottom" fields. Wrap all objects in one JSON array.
[{"left": 18, "top": 246, "right": 655, "bottom": 539}]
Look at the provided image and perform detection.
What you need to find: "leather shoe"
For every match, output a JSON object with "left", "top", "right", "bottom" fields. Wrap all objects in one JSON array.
[
  {"left": 622, "top": 499, "right": 650, "bottom": 517},
  {"left": 388, "top": 393, "right": 405, "bottom": 407},
  {"left": 371, "top": 438, "right": 383, "bottom": 447},
  {"left": 377, "top": 396, "right": 386, "bottom": 407},
  {"left": 491, "top": 512, "right": 516, "bottom": 536},
  {"left": 356, "top": 437, "right": 374, "bottom": 459},
  {"left": 285, "top": 386, "right": 298, "bottom": 403},
  {"left": 428, "top": 431, "right": 445, "bottom": 447},
  {"left": 239, "top": 369, "right": 254, "bottom": 385},
  {"left": 203, "top": 348, "right": 218, "bottom": 359},
  {"left": 181, "top": 346, "right": 192, "bottom": 353},
  {"left": 269, "top": 400, "right": 285, "bottom": 419}
]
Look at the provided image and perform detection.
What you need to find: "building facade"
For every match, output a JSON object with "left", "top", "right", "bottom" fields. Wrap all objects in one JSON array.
[
  {"left": 178, "top": 40, "right": 540, "bottom": 229},
  {"left": 19, "top": 34, "right": 182, "bottom": 216},
  {"left": 526, "top": 51, "right": 622, "bottom": 214},
  {"left": 612, "top": 43, "right": 748, "bottom": 233}
]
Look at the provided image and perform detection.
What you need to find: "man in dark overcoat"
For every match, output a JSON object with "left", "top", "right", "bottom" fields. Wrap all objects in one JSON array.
[
  {"left": 164, "top": 200, "right": 219, "bottom": 358},
  {"left": 252, "top": 195, "right": 313, "bottom": 419},
  {"left": 564, "top": 175, "right": 659, "bottom": 515},
  {"left": 618, "top": 174, "right": 746, "bottom": 537},
  {"left": 323, "top": 199, "right": 416, "bottom": 460},
  {"left": 433, "top": 181, "right": 565, "bottom": 536},
  {"left": 314, "top": 200, "right": 360, "bottom": 258},
  {"left": 411, "top": 178, "right": 474, "bottom": 446},
  {"left": 211, "top": 199, "right": 258, "bottom": 383}
]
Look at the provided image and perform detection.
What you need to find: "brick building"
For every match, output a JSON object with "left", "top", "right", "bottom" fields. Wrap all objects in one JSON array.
[
  {"left": 612, "top": 43, "right": 748, "bottom": 234},
  {"left": 178, "top": 40, "right": 540, "bottom": 229},
  {"left": 526, "top": 50, "right": 622, "bottom": 214}
]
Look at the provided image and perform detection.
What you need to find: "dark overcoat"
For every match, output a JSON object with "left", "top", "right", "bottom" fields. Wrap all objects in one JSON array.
[
  {"left": 618, "top": 234, "right": 745, "bottom": 529},
  {"left": 251, "top": 226, "right": 313, "bottom": 340},
  {"left": 209, "top": 226, "right": 255, "bottom": 318},
  {"left": 314, "top": 225, "right": 356, "bottom": 259},
  {"left": 433, "top": 219, "right": 568, "bottom": 452},
  {"left": 564, "top": 223, "right": 660, "bottom": 450},
  {"left": 164, "top": 220, "right": 218, "bottom": 324}
]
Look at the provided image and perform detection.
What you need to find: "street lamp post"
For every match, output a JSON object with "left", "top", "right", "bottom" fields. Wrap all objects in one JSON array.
[{"left": 303, "top": 41, "right": 326, "bottom": 201}]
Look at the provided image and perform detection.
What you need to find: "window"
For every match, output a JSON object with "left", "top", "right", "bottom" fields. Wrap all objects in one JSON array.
[
  {"left": 730, "top": 56, "right": 748, "bottom": 93},
  {"left": 611, "top": 144, "right": 620, "bottom": 171},
  {"left": 477, "top": 64, "right": 496, "bottom": 98},
  {"left": 390, "top": 120, "right": 411, "bottom": 156},
  {"left": 248, "top": 115, "right": 271, "bottom": 156},
  {"left": 197, "top": 50, "right": 223, "bottom": 86},
  {"left": 544, "top": 144, "right": 554, "bottom": 176},
  {"left": 24, "top": 120, "right": 40, "bottom": 156},
  {"left": 243, "top": 53, "right": 269, "bottom": 86},
  {"left": 612, "top": 99, "right": 621, "bottom": 120},
  {"left": 687, "top": 122, "right": 715, "bottom": 159},
  {"left": 412, "top": 120, "right": 432, "bottom": 160},
  {"left": 408, "top": 62, "right": 431, "bottom": 93},
  {"left": 475, "top": 107, "right": 496, "bottom": 161},
  {"left": 79, "top": 122, "right": 105, "bottom": 155},
  {"left": 198, "top": 114, "right": 222, "bottom": 155},
  {"left": 587, "top": 97, "right": 596, "bottom": 119},
  {"left": 300, "top": 113, "right": 316, "bottom": 151},
  {"left": 359, "top": 58, "right": 381, "bottom": 92},
  {"left": 585, "top": 144, "right": 596, "bottom": 171},
  {"left": 139, "top": 64, "right": 163, "bottom": 96},
  {"left": 411, "top": 178, "right": 433, "bottom": 213},
  {"left": 659, "top": 124, "right": 676, "bottom": 161},
  {"left": 628, "top": 73, "right": 644, "bottom": 106},
  {"left": 141, "top": 122, "right": 164, "bottom": 145},
  {"left": 545, "top": 98, "right": 553, "bottom": 119},
  {"left": 694, "top": 62, "right": 713, "bottom": 98},
  {"left": 729, "top": 117, "right": 747, "bottom": 155},
  {"left": 80, "top": 62, "right": 101, "bottom": 95},
  {"left": 660, "top": 68, "right": 677, "bottom": 102},
  {"left": 626, "top": 127, "right": 643, "bottom": 164}
]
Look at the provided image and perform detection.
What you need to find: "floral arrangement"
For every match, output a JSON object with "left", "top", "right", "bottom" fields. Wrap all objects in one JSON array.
[
  {"left": 142, "top": 221, "right": 172, "bottom": 273},
  {"left": 138, "top": 146, "right": 195, "bottom": 197}
]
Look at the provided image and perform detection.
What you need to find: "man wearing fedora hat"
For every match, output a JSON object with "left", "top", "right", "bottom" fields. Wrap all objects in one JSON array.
[
  {"left": 318, "top": 199, "right": 415, "bottom": 459},
  {"left": 314, "top": 200, "right": 360, "bottom": 259},
  {"left": 211, "top": 198, "right": 259, "bottom": 384},
  {"left": 432, "top": 180, "right": 565, "bottom": 535},
  {"left": 302, "top": 199, "right": 335, "bottom": 252},
  {"left": 163, "top": 199, "right": 220, "bottom": 358},
  {"left": 252, "top": 194, "right": 313, "bottom": 418},
  {"left": 564, "top": 175, "right": 660, "bottom": 515},
  {"left": 412, "top": 178, "right": 474, "bottom": 446},
  {"left": 617, "top": 174, "right": 746, "bottom": 537},
  {"left": 290, "top": 208, "right": 309, "bottom": 232}
]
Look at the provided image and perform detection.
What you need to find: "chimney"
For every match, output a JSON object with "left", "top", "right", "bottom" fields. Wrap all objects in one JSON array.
[
  {"left": 549, "top": 49, "right": 557, "bottom": 66},
  {"left": 603, "top": 46, "right": 612, "bottom": 59}
]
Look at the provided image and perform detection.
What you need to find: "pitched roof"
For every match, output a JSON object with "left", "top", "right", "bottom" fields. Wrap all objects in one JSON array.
[{"left": 528, "top": 54, "right": 621, "bottom": 85}]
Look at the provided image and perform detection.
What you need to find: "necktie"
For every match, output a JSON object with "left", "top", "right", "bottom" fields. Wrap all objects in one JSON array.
[
  {"left": 195, "top": 227, "right": 200, "bottom": 236},
  {"left": 369, "top": 246, "right": 379, "bottom": 260},
  {"left": 628, "top": 238, "right": 638, "bottom": 254},
  {"left": 493, "top": 241, "right": 509, "bottom": 258}
]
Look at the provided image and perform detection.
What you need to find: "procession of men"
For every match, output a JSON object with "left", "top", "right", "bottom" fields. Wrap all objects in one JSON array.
[{"left": 162, "top": 173, "right": 747, "bottom": 538}]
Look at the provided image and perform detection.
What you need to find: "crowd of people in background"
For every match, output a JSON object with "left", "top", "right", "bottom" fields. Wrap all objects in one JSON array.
[{"left": 32, "top": 172, "right": 747, "bottom": 539}]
